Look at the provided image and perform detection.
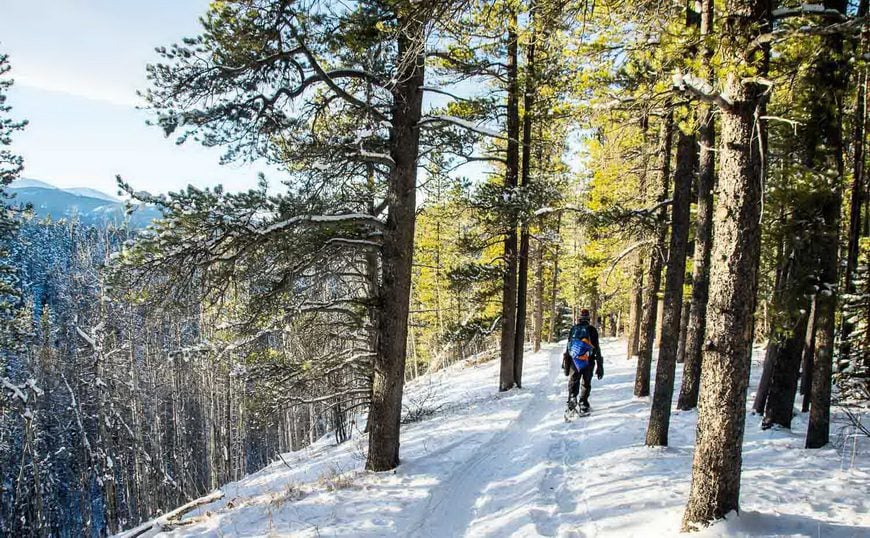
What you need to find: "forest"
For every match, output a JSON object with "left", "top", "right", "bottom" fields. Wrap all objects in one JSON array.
[{"left": 0, "top": 0, "right": 868, "bottom": 536}]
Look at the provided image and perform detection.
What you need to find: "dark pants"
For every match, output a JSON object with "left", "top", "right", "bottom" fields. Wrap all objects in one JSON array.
[{"left": 568, "top": 361, "right": 594, "bottom": 403}]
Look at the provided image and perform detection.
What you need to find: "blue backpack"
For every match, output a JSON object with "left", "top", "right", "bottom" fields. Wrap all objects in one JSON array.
[{"left": 568, "top": 324, "right": 594, "bottom": 370}]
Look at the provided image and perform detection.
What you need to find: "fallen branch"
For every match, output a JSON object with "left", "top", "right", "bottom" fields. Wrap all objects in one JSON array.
[{"left": 117, "top": 490, "right": 225, "bottom": 538}]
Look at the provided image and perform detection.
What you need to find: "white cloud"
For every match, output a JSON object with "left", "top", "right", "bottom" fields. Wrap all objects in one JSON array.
[{"left": 14, "top": 70, "right": 144, "bottom": 108}]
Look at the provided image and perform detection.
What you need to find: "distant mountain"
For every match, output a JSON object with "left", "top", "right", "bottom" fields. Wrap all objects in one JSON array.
[
  {"left": 7, "top": 179, "right": 161, "bottom": 228},
  {"left": 8, "top": 178, "right": 56, "bottom": 189},
  {"left": 63, "top": 187, "right": 120, "bottom": 202}
]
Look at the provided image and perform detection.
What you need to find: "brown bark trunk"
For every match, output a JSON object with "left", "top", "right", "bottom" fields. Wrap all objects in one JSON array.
[
  {"left": 676, "top": 299, "right": 690, "bottom": 364},
  {"left": 753, "top": 343, "right": 776, "bottom": 415},
  {"left": 806, "top": 0, "right": 848, "bottom": 449},
  {"left": 547, "top": 214, "right": 561, "bottom": 343},
  {"left": 366, "top": 15, "right": 424, "bottom": 472},
  {"left": 635, "top": 111, "right": 673, "bottom": 397},
  {"left": 533, "top": 240, "right": 545, "bottom": 353},
  {"left": 840, "top": 0, "right": 869, "bottom": 363},
  {"left": 499, "top": 11, "right": 521, "bottom": 391},
  {"left": 514, "top": 4, "right": 536, "bottom": 387},
  {"left": 762, "top": 313, "right": 809, "bottom": 429},
  {"left": 646, "top": 129, "right": 694, "bottom": 446},
  {"left": 677, "top": 0, "right": 715, "bottom": 411},
  {"left": 682, "top": 0, "right": 770, "bottom": 527},
  {"left": 628, "top": 116, "right": 649, "bottom": 361},
  {"left": 627, "top": 262, "right": 643, "bottom": 359},
  {"left": 800, "top": 295, "right": 817, "bottom": 412}
]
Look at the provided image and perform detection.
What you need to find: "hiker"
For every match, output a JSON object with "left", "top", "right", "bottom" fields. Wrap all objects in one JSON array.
[{"left": 562, "top": 308, "right": 604, "bottom": 414}]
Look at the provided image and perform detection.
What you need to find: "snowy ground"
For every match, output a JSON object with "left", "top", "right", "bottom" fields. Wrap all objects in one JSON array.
[{"left": 131, "top": 338, "right": 869, "bottom": 537}]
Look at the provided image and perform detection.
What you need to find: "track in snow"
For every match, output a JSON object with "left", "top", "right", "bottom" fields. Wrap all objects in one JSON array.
[{"left": 404, "top": 339, "right": 626, "bottom": 537}]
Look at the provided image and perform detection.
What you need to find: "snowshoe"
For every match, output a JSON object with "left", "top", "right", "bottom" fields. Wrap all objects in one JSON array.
[{"left": 564, "top": 399, "right": 579, "bottom": 422}]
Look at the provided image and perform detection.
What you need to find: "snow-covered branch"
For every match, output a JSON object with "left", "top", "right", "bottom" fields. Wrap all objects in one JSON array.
[
  {"left": 357, "top": 150, "right": 396, "bottom": 168},
  {"left": 1, "top": 377, "right": 27, "bottom": 404},
  {"left": 772, "top": 4, "right": 848, "bottom": 22},
  {"left": 118, "top": 490, "right": 225, "bottom": 538},
  {"left": 418, "top": 115, "right": 507, "bottom": 140},
  {"left": 257, "top": 213, "right": 385, "bottom": 235},
  {"left": 672, "top": 72, "right": 733, "bottom": 109}
]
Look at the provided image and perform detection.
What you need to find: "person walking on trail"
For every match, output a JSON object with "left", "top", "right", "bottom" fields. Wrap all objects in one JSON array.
[{"left": 563, "top": 309, "right": 604, "bottom": 414}]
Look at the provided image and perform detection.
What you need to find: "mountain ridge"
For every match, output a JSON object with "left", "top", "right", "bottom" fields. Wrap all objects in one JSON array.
[{"left": 7, "top": 178, "right": 159, "bottom": 228}]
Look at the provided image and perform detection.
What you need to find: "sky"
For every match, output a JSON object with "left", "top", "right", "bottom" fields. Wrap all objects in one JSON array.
[{"left": 1, "top": 0, "right": 264, "bottom": 196}]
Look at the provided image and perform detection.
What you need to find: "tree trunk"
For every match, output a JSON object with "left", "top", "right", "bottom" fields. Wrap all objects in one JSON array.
[
  {"left": 627, "top": 116, "right": 649, "bottom": 360},
  {"left": 547, "top": 214, "right": 561, "bottom": 342},
  {"left": 840, "top": 0, "right": 869, "bottom": 364},
  {"left": 514, "top": 4, "right": 536, "bottom": 387},
  {"left": 800, "top": 295, "right": 817, "bottom": 413},
  {"left": 682, "top": 0, "right": 770, "bottom": 527},
  {"left": 676, "top": 299, "right": 690, "bottom": 364},
  {"left": 627, "top": 262, "right": 643, "bottom": 359},
  {"left": 806, "top": 0, "right": 848, "bottom": 450},
  {"left": 635, "top": 111, "right": 673, "bottom": 397},
  {"left": 499, "top": 11, "right": 521, "bottom": 392},
  {"left": 762, "top": 313, "right": 809, "bottom": 429},
  {"left": 678, "top": 0, "right": 716, "bottom": 412},
  {"left": 533, "top": 240, "right": 545, "bottom": 353},
  {"left": 753, "top": 343, "right": 777, "bottom": 415},
  {"left": 366, "top": 15, "right": 424, "bottom": 471},
  {"left": 646, "top": 129, "right": 694, "bottom": 446}
]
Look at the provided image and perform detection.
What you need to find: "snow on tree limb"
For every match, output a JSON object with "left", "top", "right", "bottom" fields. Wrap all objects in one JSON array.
[
  {"left": 117, "top": 490, "right": 225, "bottom": 538},
  {"left": 672, "top": 72, "right": 734, "bottom": 109},
  {"left": 772, "top": 4, "right": 848, "bottom": 22},
  {"left": 75, "top": 326, "right": 96, "bottom": 347},
  {"left": 1, "top": 377, "right": 27, "bottom": 403},
  {"left": 256, "top": 213, "right": 386, "bottom": 236},
  {"left": 418, "top": 115, "right": 507, "bottom": 139},
  {"left": 357, "top": 150, "right": 396, "bottom": 167}
]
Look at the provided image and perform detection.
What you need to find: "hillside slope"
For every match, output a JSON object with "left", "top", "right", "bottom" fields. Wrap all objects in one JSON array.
[
  {"left": 124, "top": 339, "right": 869, "bottom": 537},
  {"left": 8, "top": 179, "right": 160, "bottom": 227}
]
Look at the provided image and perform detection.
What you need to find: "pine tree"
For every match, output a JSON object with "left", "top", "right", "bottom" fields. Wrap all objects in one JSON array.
[
  {"left": 0, "top": 52, "right": 25, "bottom": 356},
  {"left": 679, "top": 0, "right": 772, "bottom": 528}
]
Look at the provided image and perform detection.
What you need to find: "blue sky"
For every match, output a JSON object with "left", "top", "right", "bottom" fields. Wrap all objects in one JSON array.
[{"left": 1, "top": 0, "right": 264, "bottom": 195}]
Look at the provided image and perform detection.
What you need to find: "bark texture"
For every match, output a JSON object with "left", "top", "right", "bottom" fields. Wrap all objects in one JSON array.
[
  {"left": 677, "top": 0, "right": 715, "bottom": 411},
  {"left": 840, "top": 0, "right": 868, "bottom": 365},
  {"left": 800, "top": 296, "right": 817, "bottom": 413},
  {"left": 533, "top": 240, "right": 545, "bottom": 353},
  {"left": 514, "top": 5, "right": 537, "bottom": 388},
  {"left": 627, "top": 263, "right": 643, "bottom": 359},
  {"left": 763, "top": 314, "right": 809, "bottom": 429},
  {"left": 635, "top": 113, "right": 673, "bottom": 397},
  {"left": 676, "top": 299, "right": 690, "bottom": 364},
  {"left": 499, "top": 13, "right": 521, "bottom": 392},
  {"left": 366, "top": 16, "right": 424, "bottom": 472},
  {"left": 646, "top": 130, "right": 694, "bottom": 446},
  {"left": 682, "top": 0, "right": 770, "bottom": 527},
  {"left": 806, "top": 0, "right": 848, "bottom": 449}
]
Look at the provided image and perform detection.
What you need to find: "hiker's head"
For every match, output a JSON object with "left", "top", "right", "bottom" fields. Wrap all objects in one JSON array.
[{"left": 578, "top": 309, "right": 591, "bottom": 323}]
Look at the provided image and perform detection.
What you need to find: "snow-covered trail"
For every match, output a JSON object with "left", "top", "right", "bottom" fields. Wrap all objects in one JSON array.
[
  {"left": 402, "top": 339, "right": 631, "bottom": 537},
  {"left": 142, "top": 338, "right": 869, "bottom": 538},
  {"left": 403, "top": 337, "right": 563, "bottom": 536}
]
